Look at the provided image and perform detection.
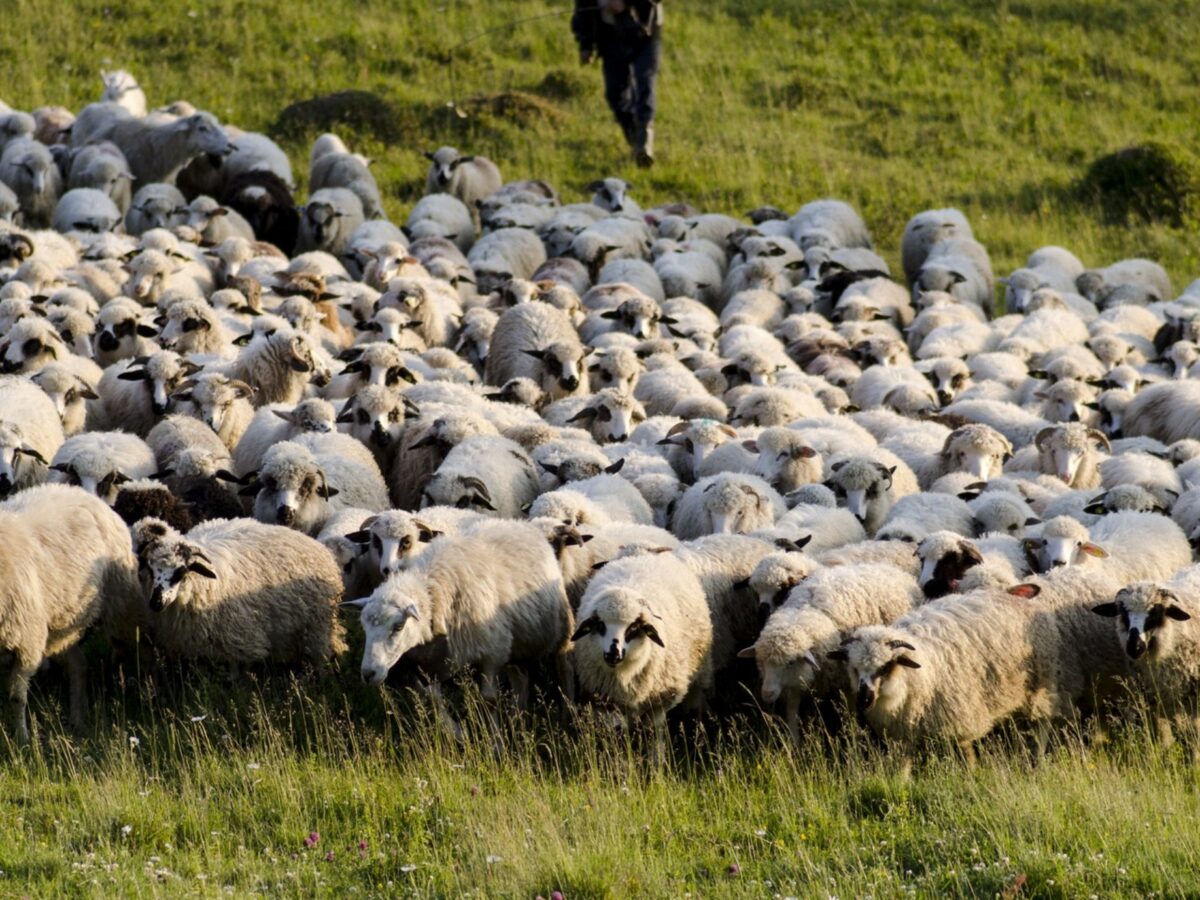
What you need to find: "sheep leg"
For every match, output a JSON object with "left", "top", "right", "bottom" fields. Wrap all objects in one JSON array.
[
  {"left": 6, "top": 662, "right": 35, "bottom": 745},
  {"left": 1155, "top": 715, "right": 1176, "bottom": 749},
  {"left": 504, "top": 664, "right": 530, "bottom": 711},
  {"left": 423, "top": 680, "right": 462, "bottom": 742},
  {"left": 784, "top": 692, "right": 801, "bottom": 747},
  {"left": 555, "top": 650, "right": 576, "bottom": 704},
  {"left": 959, "top": 741, "right": 978, "bottom": 769},
  {"left": 650, "top": 708, "right": 668, "bottom": 767},
  {"left": 63, "top": 645, "right": 87, "bottom": 734}
]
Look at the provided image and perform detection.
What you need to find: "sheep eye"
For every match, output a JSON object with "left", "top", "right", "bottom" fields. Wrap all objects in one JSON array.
[
  {"left": 264, "top": 477, "right": 277, "bottom": 492},
  {"left": 391, "top": 622, "right": 404, "bottom": 635},
  {"left": 356, "top": 410, "right": 370, "bottom": 425},
  {"left": 596, "top": 406, "right": 613, "bottom": 422},
  {"left": 399, "top": 537, "right": 412, "bottom": 550},
  {"left": 602, "top": 371, "right": 612, "bottom": 382}
]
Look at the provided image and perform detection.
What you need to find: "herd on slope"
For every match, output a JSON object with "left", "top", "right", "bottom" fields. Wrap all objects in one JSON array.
[{"left": 1, "top": 71, "right": 1200, "bottom": 759}]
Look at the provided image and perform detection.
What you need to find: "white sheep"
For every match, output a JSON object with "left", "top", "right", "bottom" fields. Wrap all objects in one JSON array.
[
  {"left": 0, "top": 138, "right": 62, "bottom": 228},
  {"left": 100, "top": 69, "right": 147, "bottom": 116},
  {"left": 421, "top": 434, "right": 539, "bottom": 518},
  {"left": 295, "top": 187, "right": 365, "bottom": 258},
  {"left": 310, "top": 149, "right": 384, "bottom": 220},
  {"left": 48, "top": 430, "right": 156, "bottom": 503},
  {"left": 405, "top": 193, "right": 475, "bottom": 252},
  {"left": 135, "top": 517, "right": 346, "bottom": 667},
  {"left": 0, "top": 376, "right": 66, "bottom": 498},
  {"left": 52, "top": 188, "right": 122, "bottom": 234},
  {"left": 424, "top": 147, "right": 503, "bottom": 224},
  {"left": 672, "top": 473, "right": 785, "bottom": 539},
  {"left": 0, "top": 484, "right": 140, "bottom": 740}
]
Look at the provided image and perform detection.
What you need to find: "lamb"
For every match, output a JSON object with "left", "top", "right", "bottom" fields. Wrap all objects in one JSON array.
[
  {"left": 232, "top": 397, "right": 337, "bottom": 475},
  {"left": 572, "top": 552, "right": 713, "bottom": 746},
  {"left": 0, "top": 484, "right": 140, "bottom": 740},
  {"left": 134, "top": 517, "right": 346, "bottom": 667},
  {"left": 295, "top": 187, "right": 365, "bottom": 258},
  {"left": 421, "top": 434, "right": 539, "bottom": 518},
  {"left": 1091, "top": 566, "right": 1200, "bottom": 746},
  {"left": 124, "top": 183, "right": 187, "bottom": 235},
  {"left": 310, "top": 148, "right": 384, "bottom": 220},
  {"left": 249, "top": 438, "right": 388, "bottom": 534},
  {"left": 671, "top": 473, "right": 785, "bottom": 539},
  {"left": 48, "top": 431, "right": 157, "bottom": 503},
  {"left": 831, "top": 589, "right": 1062, "bottom": 761},
  {"left": 96, "top": 350, "right": 194, "bottom": 437},
  {"left": 0, "top": 138, "right": 62, "bottom": 228},
  {"left": 405, "top": 193, "right": 475, "bottom": 252},
  {"left": 468, "top": 227, "right": 548, "bottom": 295},
  {"left": 424, "top": 147, "right": 503, "bottom": 224},
  {"left": 52, "top": 188, "right": 122, "bottom": 234},
  {"left": 740, "top": 562, "right": 922, "bottom": 743},
  {"left": 172, "top": 372, "right": 254, "bottom": 451},
  {"left": 122, "top": 249, "right": 207, "bottom": 304},
  {"left": 0, "top": 376, "right": 66, "bottom": 498},
  {"left": 588, "top": 177, "right": 638, "bottom": 214}
]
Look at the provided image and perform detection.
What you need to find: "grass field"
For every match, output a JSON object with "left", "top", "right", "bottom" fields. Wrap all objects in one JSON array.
[{"left": 4, "top": 0, "right": 1200, "bottom": 895}]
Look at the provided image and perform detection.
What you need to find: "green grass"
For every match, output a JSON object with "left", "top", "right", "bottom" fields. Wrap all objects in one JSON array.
[
  {"left": 4, "top": 0, "right": 1200, "bottom": 893},
  {"left": 5, "top": 0, "right": 1200, "bottom": 284}
]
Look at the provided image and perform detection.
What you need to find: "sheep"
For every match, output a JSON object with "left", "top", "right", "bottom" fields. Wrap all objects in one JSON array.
[
  {"left": 0, "top": 484, "right": 140, "bottom": 740},
  {"left": 549, "top": 389, "right": 647, "bottom": 444},
  {"left": 875, "top": 492, "right": 975, "bottom": 544},
  {"left": 124, "top": 183, "right": 187, "bottom": 235},
  {"left": 310, "top": 148, "right": 384, "bottom": 220},
  {"left": 218, "top": 171, "right": 299, "bottom": 253},
  {"left": 145, "top": 414, "right": 230, "bottom": 476},
  {"left": 291, "top": 188, "right": 363, "bottom": 258},
  {"left": 0, "top": 376, "right": 66, "bottom": 498},
  {"left": 1091, "top": 566, "right": 1200, "bottom": 746},
  {"left": 232, "top": 397, "right": 337, "bottom": 475},
  {"left": 94, "top": 110, "right": 234, "bottom": 189},
  {"left": 572, "top": 552, "right": 713, "bottom": 747},
  {"left": 671, "top": 473, "right": 785, "bottom": 539},
  {"left": 424, "top": 147, "right": 503, "bottom": 224},
  {"left": 900, "top": 208, "right": 974, "bottom": 285},
  {"left": 405, "top": 193, "right": 475, "bottom": 252},
  {"left": 182, "top": 195, "right": 256, "bottom": 244},
  {"left": 569, "top": 217, "right": 654, "bottom": 279},
  {"left": 587, "top": 177, "right": 638, "bottom": 214},
  {"left": 740, "top": 562, "right": 922, "bottom": 742},
  {"left": 968, "top": 491, "right": 1039, "bottom": 538},
  {"left": 421, "top": 435, "right": 539, "bottom": 518},
  {"left": 0, "top": 138, "right": 62, "bottom": 228},
  {"left": 93, "top": 297, "right": 158, "bottom": 366},
  {"left": 480, "top": 301, "right": 583, "bottom": 400},
  {"left": 219, "top": 131, "right": 294, "bottom": 190},
  {"left": 830, "top": 588, "right": 1062, "bottom": 762},
  {"left": 100, "top": 69, "right": 147, "bottom": 116},
  {"left": 134, "top": 517, "right": 346, "bottom": 667},
  {"left": 173, "top": 372, "right": 254, "bottom": 451},
  {"left": 912, "top": 237, "right": 995, "bottom": 317},
  {"left": 1031, "top": 423, "right": 1110, "bottom": 488},
  {"left": 1124, "top": 381, "right": 1200, "bottom": 444},
  {"left": 346, "top": 519, "right": 569, "bottom": 719},
  {"left": 653, "top": 249, "right": 722, "bottom": 307},
  {"left": 156, "top": 294, "right": 234, "bottom": 358},
  {"left": 787, "top": 199, "right": 872, "bottom": 252},
  {"left": 28, "top": 363, "right": 97, "bottom": 437},
  {"left": 529, "top": 473, "right": 654, "bottom": 526},
  {"left": 222, "top": 327, "right": 330, "bottom": 406},
  {"left": 48, "top": 431, "right": 157, "bottom": 503},
  {"left": 942, "top": 398, "right": 1051, "bottom": 448},
  {"left": 823, "top": 453, "right": 916, "bottom": 535},
  {"left": 249, "top": 438, "right": 387, "bottom": 534},
  {"left": 96, "top": 350, "right": 194, "bottom": 437},
  {"left": 52, "top": 187, "right": 122, "bottom": 234},
  {"left": 744, "top": 427, "right": 822, "bottom": 494},
  {"left": 468, "top": 227, "right": 548, "bottom": 295},
  {"left": 122, "top": 249, "right": 207, "bottom": 305},
  {"left": 1076, "top": 258, "right": 1173, "bottom": 308},
  {"left": 730, "top": 386, "right": 827, "bottom": 427}
]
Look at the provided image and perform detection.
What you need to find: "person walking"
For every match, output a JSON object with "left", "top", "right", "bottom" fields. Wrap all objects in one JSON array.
[{"left": 572, "top": 0, "right": 663, "bottom": 168}]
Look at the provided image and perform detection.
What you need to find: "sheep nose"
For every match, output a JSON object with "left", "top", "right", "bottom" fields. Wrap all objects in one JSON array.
[
  {"left": 0, "top": 359, "right": 18, "bottom": 374},
  {"left": 361, "top": 667, "right": 380, "bottom": 685},
  {"left": 603, "top": 646, "right": 623, "bottom": 667},
  {"left": 370, "top": 424, "right": 391, "bottom": 447},
  {"left": 98, "top": 331, "right": 119, "bottom": 351},
  {"left": 149, "top": 587, "right": 165, "bottom": 612},
  {"left": 0, "top": 476, "right": 11, "bottom": 497},
  {"left": 1068, "top": 411, "right": 1080, "bottom": 423},
  {"left": 277, "top": 506, "right": 296, "bottom": 526},
  {"left": 761, "top": 685, "right": 781, "bottom": 704},
  {"left": 1127, "top": 630, "right": 1147, "bottom": 659},
  {"left": 151, "top": 400, "right": 169, "bottom": 415},
  {"left": 856, "top": 684, "right": 876, "bottom": 714},
  {"left": 937, "top": 391, "right": 953, "bottom": 406},
  {"left": 561, "top": 375, "right": 579, "bottom": 391}
]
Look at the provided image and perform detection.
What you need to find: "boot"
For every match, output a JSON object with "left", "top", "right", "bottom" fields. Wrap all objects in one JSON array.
[
  {"left": 617, "top": 114, "right": 637, "bottom": 149},
  {"left": 634, "top": 123, "right": 655, "bottom": 168}
]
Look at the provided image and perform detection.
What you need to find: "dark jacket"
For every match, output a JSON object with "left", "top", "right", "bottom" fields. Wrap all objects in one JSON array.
[{"left": 572, "top": 0, "right": 662, "bottom": 54}]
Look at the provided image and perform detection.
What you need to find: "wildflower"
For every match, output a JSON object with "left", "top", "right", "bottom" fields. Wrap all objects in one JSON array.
[
  {"left": 324, "top": 851, "right": 335, "bottom": 863},
  {"left": 304, "top": 832, "right": 320, "bottom": 849},
  {"left": 128, "top": 736, "right": 140, "bottom": 749},
  {"left": 486, "top": 855, "right": 502, "bottom": 864},
  {"left": 190, "top": 715, "right": 206, "bottom": 723},
  {"left": 399, "top": 865, "right": 417, "bottom": 874},
  {"left": 246, "top": 763, "right": 261, "bottom": 771},
  {"left": 727, "top": 864, "right": 740, "bottom": 876},
  {"left": 121, "top": 825, "right": 133, "bottom": 837}
]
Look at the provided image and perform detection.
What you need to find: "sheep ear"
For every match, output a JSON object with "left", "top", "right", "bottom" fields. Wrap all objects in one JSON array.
[
  {"left": 1166, "top": 605, "right": 1192, "bottom": 622},
  {"left": 742, "top": 440, "right": 759, "bottom": 453},
  {"left": 118, "top": 368, "right": 150, "bottom": 382},
  {"left": 187, "top": 561, "right": 217, "bottom": 579},
  {"left": 604, "top": 458, "right": 625, "bottom": 475},
  {"left": 340, "top": 597, "right": 370, "bottom": 610},
  {"left": 599, "top": 310, "right": 623, "bottom": 320},
  {"left": 521, "top": 349, "right": 546, "bottom": 361},
  {"left": 1008, "top": 584, "right": 1041, "bottom": 599},
  {"left": 1024, "top": 517, "right": 1041, "bottom": 526},
  {"left": 423, "top": 151, "right": 436, "bottom": 161},
  {"left": 733, "top": 577, "right": 751, "bottom": 591},
  {"left": 830, "top": 461, "right": 846, "bottom": 472},
  {"left": 273, "top": 409, "right": 298, "bottom": 424},
  {"left": 566, "top": 408, "right": 597, "bottom": 423},
  {"left": 826, "top": 648, "right": 849, "bottom": 662},
  {"left": 14, "top": 447, "right": 47, "bottom": 464},
  {"left": 665, "top": 421, "right": 691, "bottom": 437},
  {"left": 736, "top": 645, "right": 758, "bottom": 660},
  {"left": 630, "top": 619, "right": 664, "bottom": 647},
  {"left": 344, "top": 529, "right": 371, "bottom": 544},
  {"left": 415, "top": 522, "right": 441, "bottom": 542},
  {"left": 1081, "top": 542, "right": 1108, "bottom": 558},
  {"left": 585, "top": 180, "right": 606, "bottom": 192},
  {"left": 1091, "top": 602, "right": 1120, "bottom": 617},
  {"left": 136, "top": 323, "right": 159, "bottom": 337},
  {"left": 895, "top": 656, "right": 920, "bottom": 669}
]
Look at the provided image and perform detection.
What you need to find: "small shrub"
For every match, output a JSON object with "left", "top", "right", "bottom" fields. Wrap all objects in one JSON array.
[{"left": 1079, "top": 142, "right": 1200, "bottom": 227}]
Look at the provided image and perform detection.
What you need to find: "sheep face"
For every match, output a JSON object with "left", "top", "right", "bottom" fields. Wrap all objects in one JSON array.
[
  {"left": 422, "top": 474, "right": 496, "bottom": 514},
  {"left": 180, "top": 113, "right": 234, "bottom": 157},
  {"left": 1023, "top": 521, "right": 1107, "bottom": 572},
  {"left": 0, "top": 320, "right": 62, "bottom": 373},
  {"left": 349, "top": 580, "right": 430, "bottom": 685},
  {"left": 568, "top": 391, "right": 645, "bottom": 443},
  {"left": 916, "top": 534, "right": 983, "bottom": 599},
  {"left": 252, "top": 448, "right": 336, "bottom": 530},
  {"left": 30, "top": 367, "right": 96, "bottom": 429},
  {"left": 572, "top": 589, "right": 663, "bottom": 671},
  {"left": 588, "top": 348, "right": 640, "bottom": 395},
  {"left": 0, "top": 423, "right": 46, "bottom": 497},
  {"left": 743, "top": 630, "right": 821, "bottom": 703},
  {"left": 365, "top": 515, "right": 436, "bottom": 579},
  {"left": 587, "top": 178, "right": 633, "bottom": 214},
  {"left": 338, "top": 387, "right": 412, "bottom": 450},
  {"left": 122, "top": 252, "right": 175, "bottom": 303},
  {"left": 1035, "top": 425, "right": 1109, "bottom": 486},
  {"left": 825, "top": 459, "right": 895, "bottom": 531},
  {"left": 180, "top": 375, "right": 252, "bottom": 436},
  {"left": 95, "top": 304, "right": 156, "bottom": 359},
  {"left": 525, "top": 342, "right": 585, "bottom": 397},
  {"left": 140, "top": 538, "right": 218, "bottom": 611},
  {"left": 119, "top": 352, "right": 192, "bottom": 416},
  {"left": 50, "top": 461, "right": 129, "bottom": 504},
  {"left": 425, "top": 147, "right": 464, "bottom": 188},
  {"left": 702, "top": 479, "right": 772, "bottom": 535},
  {"left": 942, "top": 426, "right": 1011, "bottom": 481},
  {"left": 921, "top": 361, "right": 970, "bottom": 406},
  {"left": 830, "top": 632, "right": 921, "bottom": 718},
  {"left": 600, "top": 297, "right": 662, "bottom": 341},
  {"left": 1093, "top": 584, "right": 1192, "bottom": 662},
  {"left": 340, "top": 344, "right": 416, "bottom": 391}
]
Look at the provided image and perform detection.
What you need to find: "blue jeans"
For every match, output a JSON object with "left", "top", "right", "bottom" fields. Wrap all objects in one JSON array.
[{"left": 600, "top": 31, "right": 660, "bottom": 143}]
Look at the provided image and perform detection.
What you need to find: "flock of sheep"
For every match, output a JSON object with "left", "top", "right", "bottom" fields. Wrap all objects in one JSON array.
[{"left": 3, "top": 71, "right": 1200, "bottom": 761}]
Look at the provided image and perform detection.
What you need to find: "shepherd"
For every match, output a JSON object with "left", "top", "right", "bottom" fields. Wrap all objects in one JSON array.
[{"left": 572, "top": 0, "right": 663, "bottom": 168}]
